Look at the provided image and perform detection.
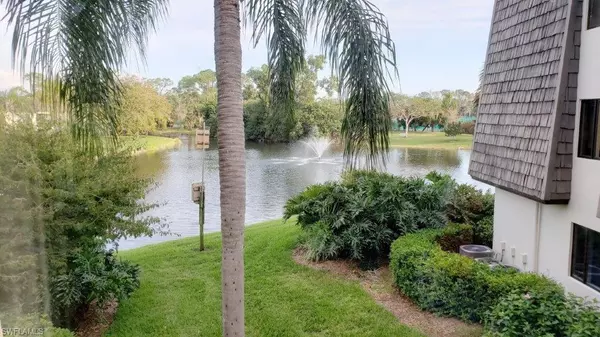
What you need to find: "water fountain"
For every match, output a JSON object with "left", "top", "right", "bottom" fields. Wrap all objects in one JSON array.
[{"left": 301, "top": 136, "right": 332, "bottom": 159}]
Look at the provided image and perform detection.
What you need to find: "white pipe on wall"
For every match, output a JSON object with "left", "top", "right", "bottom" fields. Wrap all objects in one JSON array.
[{"left": 534, "top": 202, "right": 542, "bottom": 273}]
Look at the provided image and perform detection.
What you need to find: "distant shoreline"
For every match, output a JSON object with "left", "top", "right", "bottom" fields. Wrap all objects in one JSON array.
[{"left": 140, "top": 130, "right": 474, "bottom": 151}]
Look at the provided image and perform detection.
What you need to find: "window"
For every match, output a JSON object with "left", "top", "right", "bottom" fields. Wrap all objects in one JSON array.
[
  {"left": 578, "top": 100, "right": 600, "bottom": 159},
  {"left": 590, "top": 0, "right": 600, "bottom": 29},
  {"left": 571, "top": 224, "right": 600, "bottom": 292}
]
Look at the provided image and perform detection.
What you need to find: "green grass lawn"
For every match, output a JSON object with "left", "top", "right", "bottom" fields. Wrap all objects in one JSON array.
[
  {"left": 389, "top": 132, "right": 473, "bottom": 149},
  {"left": 105, "top": 220, "right": 424, "bottom": 337},
  {"left": 151, "top": 128, "right": 197, "bottom": 136},
  {"left": 121, "top": 135, "right": 182, "bottom": 153}
]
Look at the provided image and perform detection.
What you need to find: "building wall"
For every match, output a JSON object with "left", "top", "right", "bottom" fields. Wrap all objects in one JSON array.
[
  {"left": 493, "top": 189, "right": 600, "bottom": 299},
  {"left": 469, "top": 0, "right": 578, "bottom": 203},
  {"left": 493, "top": 189, "right": 538, "bottom": 271},
  {"left": 493, "top": 0, "right": 600, "bottom": 299},
  {"left": 538, "top": 204, "right": 599, "bottom": 300}
]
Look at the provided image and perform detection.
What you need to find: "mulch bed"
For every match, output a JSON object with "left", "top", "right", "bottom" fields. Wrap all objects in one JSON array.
[
  {"left": 293, "top": 248, "right": 483, "bottom": 337},
  {"left": 75, "top": 299, "right": 119, "bottom": 337}
]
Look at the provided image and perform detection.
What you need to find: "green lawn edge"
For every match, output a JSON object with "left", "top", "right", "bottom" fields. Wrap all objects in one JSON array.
[
  {"left": 389, "top": 132, "right": 473, "bottom": 150},
  {"left": 105, "top": 220, "right": 424, "bottom": 337},
  {"left": 121, "top": 135, "right": 182, "bottom": 154}
]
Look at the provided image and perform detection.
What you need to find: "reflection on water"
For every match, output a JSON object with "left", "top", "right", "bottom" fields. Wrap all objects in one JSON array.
[{"left": 119, "top": 137, "right": 491, "bottom": 249}]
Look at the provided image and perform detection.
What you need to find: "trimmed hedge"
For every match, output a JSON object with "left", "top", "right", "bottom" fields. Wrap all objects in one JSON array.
[{"left": 389, "top": 226, "right": 563, "bottom": 323}]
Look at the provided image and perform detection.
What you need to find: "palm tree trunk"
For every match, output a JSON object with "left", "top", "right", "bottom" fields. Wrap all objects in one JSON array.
[{"left": 214, "top": 0, "right": 245, "bottom": 335}]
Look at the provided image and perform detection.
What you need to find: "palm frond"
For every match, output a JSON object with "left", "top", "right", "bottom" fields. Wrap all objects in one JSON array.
[
  {"left": 304, "top": 0, "right": 397, "bottom": 170},
  {"left": 245, "top": 0, "right": 306, "bottom": 142},
  {"left": 1, "top": 0, "right": 168, "bottom": 154},
  {"left": 473, "top": 63, "right": 485, "bottom": 109}
]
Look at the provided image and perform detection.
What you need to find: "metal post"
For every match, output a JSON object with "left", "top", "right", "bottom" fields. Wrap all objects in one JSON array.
[
  {"left": 192, "top": 182, "right": 206, "bottom": 251},
  {"left": 199, "top": 184, "right": 205, "bottom": 251},
  {"left": 202, "top": 122, "right": 206, "bottom": 183},
  {"left": 200, "top": 122, "right": 206, "bottom": 251}
]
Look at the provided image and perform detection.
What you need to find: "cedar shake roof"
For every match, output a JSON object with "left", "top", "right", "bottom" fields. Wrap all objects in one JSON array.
[{"left": 469, "top": 0, "right": 582, "bottom": 203}]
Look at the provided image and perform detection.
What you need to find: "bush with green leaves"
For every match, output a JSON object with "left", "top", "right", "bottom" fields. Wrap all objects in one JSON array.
[
  {"left": 484, "top": 292, "right": 600, "bottom": 337},
  {"left": 566, "top": 296, "right": 600, "bottom": 337},
  {"left": 436, "top": 224, "right": 473, "bottom": 253},
  {"left": 444, "top": 122, "right": 462, "bottom": 137},
  {"left": 389, "top": 228, "right": 563, "bottom": 323},
  {"left": 284, "top": 170, "right": 451, "bottom": 269},
  {"left": 0, "top": 125, "right": 163, "bottom": 329},
  {"left": 50, "top": 245, "right": 140, "bottom": 328},
  {"left": 427, "top": 171, "right": 494, "bottom": 247}
]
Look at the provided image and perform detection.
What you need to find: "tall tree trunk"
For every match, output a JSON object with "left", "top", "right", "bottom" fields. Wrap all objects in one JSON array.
[
  {"left": 404, "top": 117, "right": 412, "bottom": 138},
  {"left": 214, "top": 0, "right": 245, "bottom": 336}
]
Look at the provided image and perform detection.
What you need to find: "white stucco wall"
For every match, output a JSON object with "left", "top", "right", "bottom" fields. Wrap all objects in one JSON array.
[
  {"left": 494, "top": 189, "right": 600, "bottom": 300},
  {"left": 493, "top": 190, "right": 538, "bottom": 271},
  {"left": 537, "top": 204, "right": 600, "bottom": 300}
]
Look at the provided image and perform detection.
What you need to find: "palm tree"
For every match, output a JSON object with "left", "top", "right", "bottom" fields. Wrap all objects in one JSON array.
[
  {"left": 214, "top": 1, "right": 246, "bottom": 334},
  {"left": 2, "top": 0, "right": 397, "bottom": 335}
]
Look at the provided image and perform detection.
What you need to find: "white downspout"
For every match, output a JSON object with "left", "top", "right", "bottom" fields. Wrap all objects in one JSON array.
[{"left": 533, "top": 202, "right": 542, "bottom": 273}]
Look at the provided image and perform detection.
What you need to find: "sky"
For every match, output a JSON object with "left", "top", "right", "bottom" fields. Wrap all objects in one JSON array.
[{"left": 0, "top": 0, "right": 493, "bottom": 95}]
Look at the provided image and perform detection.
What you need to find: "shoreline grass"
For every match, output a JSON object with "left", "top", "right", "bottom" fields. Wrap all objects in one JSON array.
[
  {"left": 389, "top": 132, "right": 473, "bottom": 150},
  {"left": 151, "top": 128, "right": 196, "bottom": 136},
  {"left": 105, "top": 220, "right": 424, "bottom": 337},
  {"left": 121, "top": 135, "right": 181, "bottom": 154}
]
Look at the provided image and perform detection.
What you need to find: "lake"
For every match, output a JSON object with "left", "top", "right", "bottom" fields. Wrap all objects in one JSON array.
[{"left": 118, "top": 136, "right": 491, "bottom": 249}]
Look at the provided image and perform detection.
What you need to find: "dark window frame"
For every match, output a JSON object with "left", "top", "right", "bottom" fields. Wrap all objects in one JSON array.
[
  {"left": 589, "top": 0, "right": 600, "bottom": 29},
  {"left": 578, "top": 100, "right": 600, "bottom": 160},
  {"left": 571, "top": 223, "right": 600, "bottom": 292}
]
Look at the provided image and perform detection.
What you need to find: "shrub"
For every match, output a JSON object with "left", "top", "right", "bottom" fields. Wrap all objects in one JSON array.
[
  {"left": 461, "top": 121, "right": 475, "bottom": 135},
  {"left": 427, "top": 171, "right": 494, "bottom": 247},
  {"left": 285, "top": 171, "right": 451, "bottom": 269},
  {"left": 390, "top": 229, "right": 563, "bottom": 323},
  {"left": 567, "top": 296, "right": 600, "bottom": 337},
  {"left": 475, "top": 216, "right": 494, "bottom": 247},
  {"left": 484, "top": 292, "right": 600, "bottom": 337},
  {"left": 448, "top": 184, "right": 494, "bottom": 223},
  {"left": 444, "top": 122, "right": 462, "bottom": 137},
  {"left": 484, "top": 291, "right": 571, "bottom": 337},
  {"left": 50, "top": 246, "right": 140, "bottom": 327},
  {"left": 436, "top": 224, "right": 473, "bottom": 253},
  {"left": 0, "top": 125, "right": 163, "bottom": 329}
]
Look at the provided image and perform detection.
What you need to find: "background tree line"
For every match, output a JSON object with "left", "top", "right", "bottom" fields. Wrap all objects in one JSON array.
[
  {"left": 164, "top": 55, "right": 342, "bottom": 142},
  {"left": 2, "top": 67, "right": 478, "bottom": 143},
  {"left": 389, "top": 90, "right": 477, "bottom": 138}
]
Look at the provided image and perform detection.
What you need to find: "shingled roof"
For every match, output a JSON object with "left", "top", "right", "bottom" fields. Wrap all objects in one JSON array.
[{"left": 469, "top": 0, "right": 583, "bottom": 203}]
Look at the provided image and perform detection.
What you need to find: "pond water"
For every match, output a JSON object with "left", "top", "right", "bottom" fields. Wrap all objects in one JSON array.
[{"left": 118, "top": 136, "right": 491, "bottom": 250}]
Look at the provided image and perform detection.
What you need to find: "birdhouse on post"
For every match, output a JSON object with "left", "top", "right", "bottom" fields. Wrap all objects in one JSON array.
[
  {"left": 195, "top": 128, "right": 210, "bottom": 148},
  {"left": 192, "top": 182, "right": 206, "bottom": 251}
]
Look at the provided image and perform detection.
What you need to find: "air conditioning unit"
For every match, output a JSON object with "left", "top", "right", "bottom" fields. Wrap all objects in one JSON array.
[{"left": 460, "top": 245, "right": 494, "bottom": 262}]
